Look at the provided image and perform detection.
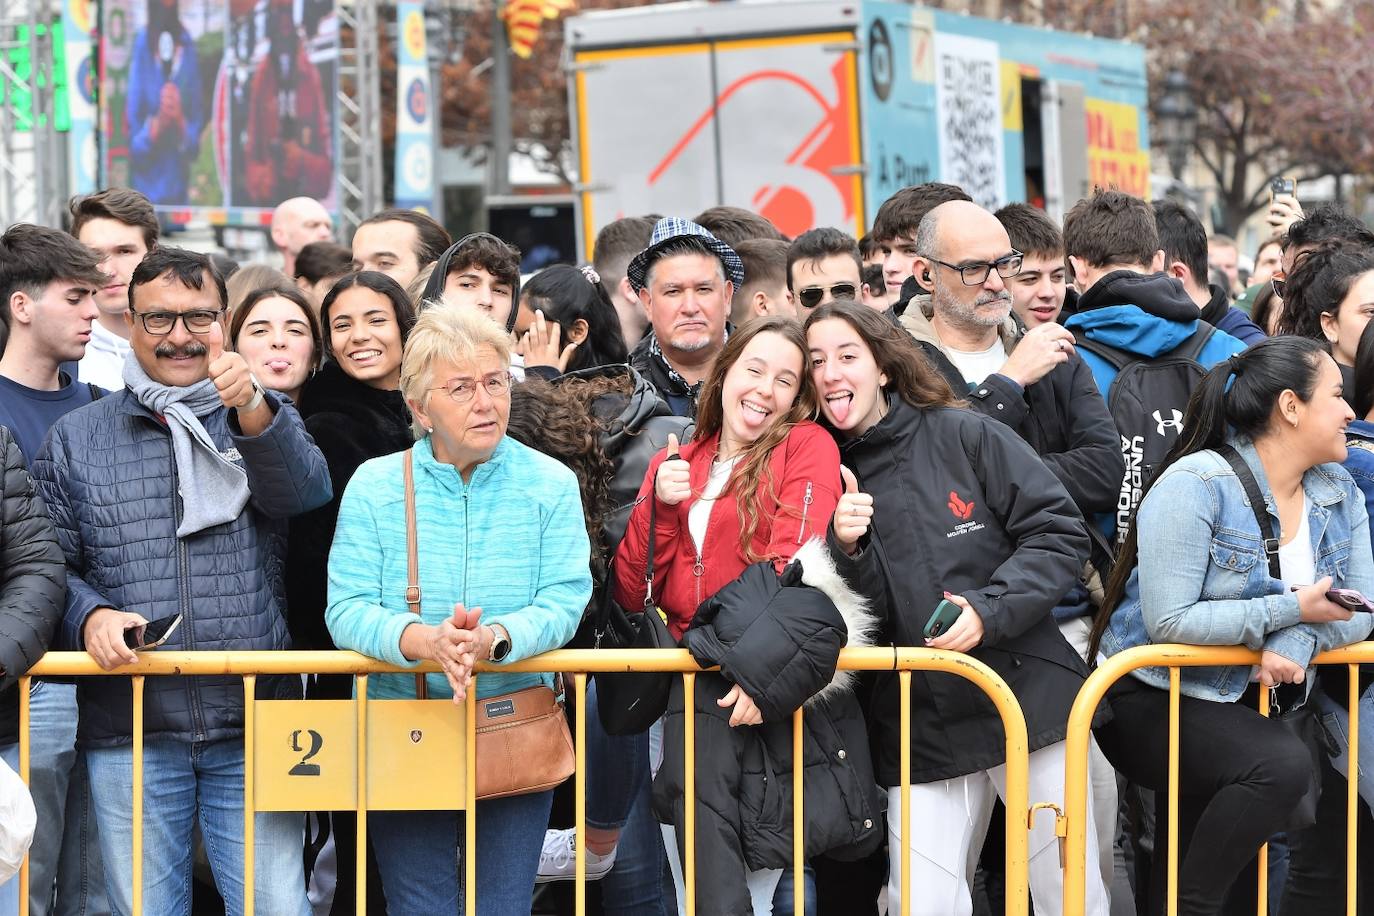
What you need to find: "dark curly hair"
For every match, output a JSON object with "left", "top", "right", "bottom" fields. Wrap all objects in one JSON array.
[
  {"left": 506, "top": 375, "right": 624, "bottom": 581},
  {"left": 1275, "top": 239, "right": 1374, "bottom": 341}
]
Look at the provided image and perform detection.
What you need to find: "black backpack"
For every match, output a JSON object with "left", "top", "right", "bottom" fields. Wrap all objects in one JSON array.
[{"left": 1073, "top": 322, "right": 1216, "bottom": 543}]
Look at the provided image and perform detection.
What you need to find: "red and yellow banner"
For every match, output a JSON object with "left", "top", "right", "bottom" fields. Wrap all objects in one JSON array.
[
  {"left": 1085, "top": 98, "right": 1149, "bottom": 198},
  {"left": 502, "top": 0, "right": 576, "bottom": 59}
]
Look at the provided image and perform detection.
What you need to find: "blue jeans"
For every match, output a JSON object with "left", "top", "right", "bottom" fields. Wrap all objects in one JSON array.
[
  {"left": 600, "top": 764, "right": 672, "bottom": 916},
  {"left": 0, "top": 681, "right": 108, "bottom": 916},
  {"left": 1314, "top": 682, "right": 1374, "bottom": 809},
  {"left": 369, "top": 791, "right": 552, "bottom": 916},
  {"left": 585, "top": 680, "right": 649, "bottom": 830},
  {"left": 771, "top": 864, "right": 816, "bottom": 916},
  {"left": 84, "top": 738, "right": 310, "bottom": 916}
]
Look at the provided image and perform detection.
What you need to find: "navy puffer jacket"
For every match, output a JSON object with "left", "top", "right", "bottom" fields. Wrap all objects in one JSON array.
[{"left": 31, "top": 391, "right": 332, "bottom": 747}]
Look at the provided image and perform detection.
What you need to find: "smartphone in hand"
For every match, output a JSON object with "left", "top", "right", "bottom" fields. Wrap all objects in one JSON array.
[
  {"left": 1326, "top": 588, "right": 1374, "bottom": 613},
  {"left": 1288, "top": 585, "right": 1374, "bottom": 613},
  {"left": 124, "top": 614, "right": 184, "bottom": 651},
  {"left": 923, "top": 599, "right": 963, "bottom": 640}
]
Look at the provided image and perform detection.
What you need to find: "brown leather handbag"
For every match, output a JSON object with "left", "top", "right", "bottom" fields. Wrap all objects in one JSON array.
[{"left": 403, "top": 450, "right": 576, "bottom": 800}]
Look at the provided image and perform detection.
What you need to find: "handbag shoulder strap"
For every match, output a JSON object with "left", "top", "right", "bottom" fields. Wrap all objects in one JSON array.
[
  {"left": 1216, "top": 444, "right": 1281, "bottom": 580},
  {"left": 403, "top": 450, "right": 428, "bottom": 699},
  {"left": 642, "top": 495, "right": 656, "bottom": 609}
]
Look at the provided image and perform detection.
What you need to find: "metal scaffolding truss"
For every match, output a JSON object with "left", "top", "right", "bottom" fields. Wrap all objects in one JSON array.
[
  {"left": 0, "top": 0, "right": 65, "bottom": 228},
  {"left": 335, "top": 0, "right": 384, "bottom": 239}
]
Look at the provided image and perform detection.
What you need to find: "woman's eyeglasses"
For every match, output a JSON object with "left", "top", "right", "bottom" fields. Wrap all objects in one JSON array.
[{"left": 431, "top": 372, "right": 514, "bottom": 404}]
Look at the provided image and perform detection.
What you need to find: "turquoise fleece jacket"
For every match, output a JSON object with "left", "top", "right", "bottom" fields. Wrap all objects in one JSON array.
[{"left": 326, "top": 435, "right": 591, "bottom": 700}]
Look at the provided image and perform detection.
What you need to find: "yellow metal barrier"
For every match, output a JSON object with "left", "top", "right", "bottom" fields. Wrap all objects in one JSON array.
[
  {"left": 1061, "top": 643, "right": 1373, "bottom": 916},
  {"left": 20, "top": 646, "right": 1033, "bottom": 916}
]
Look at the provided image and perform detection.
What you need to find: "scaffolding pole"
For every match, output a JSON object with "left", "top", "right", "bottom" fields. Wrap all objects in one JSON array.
[
  {"left": 0, "top": 0, "right": 65, "bottom": 227},
  {"left": 335, "top": 0, "right": 384, "bottom": 240}
]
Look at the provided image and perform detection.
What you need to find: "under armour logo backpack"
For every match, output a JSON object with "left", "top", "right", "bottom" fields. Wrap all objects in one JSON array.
[
  {"left": 1073, "top": 322, "right": 1216, "bottom": 544},
  {"left": 1152, "top": 409, "right": 1184, "bottom": 436}
]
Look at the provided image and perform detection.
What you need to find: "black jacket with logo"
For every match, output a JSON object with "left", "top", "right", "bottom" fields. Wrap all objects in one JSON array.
[
  {"left": 829, "top": 398, "right": 1100, "bottom": 784},
  {"left": 899, "top": 296, "right": 1123, "bottom": 519}
]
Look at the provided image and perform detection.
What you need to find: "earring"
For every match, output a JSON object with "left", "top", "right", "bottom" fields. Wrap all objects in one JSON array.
[{"left": 426, "top": 426, "right": 434, "bottom": 434}]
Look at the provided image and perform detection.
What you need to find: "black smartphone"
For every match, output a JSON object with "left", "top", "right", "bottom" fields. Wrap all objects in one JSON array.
[
  {"left": 124, "top": 614, "right": 184, "bottom": 651},
  {"left": 1270, "top": 176, "right": 1296, "bottom": 199},
  {"left": 923, "top": 599, "right": 963, "bottom": 640},
  {"left": 1326, "top": 588, "right": 1374, "bottom": 613}
]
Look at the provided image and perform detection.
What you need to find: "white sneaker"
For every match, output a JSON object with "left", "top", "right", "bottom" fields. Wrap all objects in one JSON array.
[{"left": 535, "top": 827, "right": 617, "bottom": 883}]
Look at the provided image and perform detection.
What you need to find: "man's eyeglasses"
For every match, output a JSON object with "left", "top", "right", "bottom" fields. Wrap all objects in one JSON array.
[
  {"left": 796, "top": 283, "right": 858, "bottom": 310},
  {"left": 1271, "top": 272, "right": 1286, "bottom": 299},
  {"left": 129, "top": 309, "right": 224, "bottom": 336},
  {"left": 430, "top": 372, "right": 514, "bottom": 404},
  {"left": 928, "top": 252, "right": 1024, "bottom": 287}
]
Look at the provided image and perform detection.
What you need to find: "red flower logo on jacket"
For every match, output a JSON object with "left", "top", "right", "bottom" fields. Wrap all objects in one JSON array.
[{"left": 948, "top": 491, "right": 975, "bottom": 521}]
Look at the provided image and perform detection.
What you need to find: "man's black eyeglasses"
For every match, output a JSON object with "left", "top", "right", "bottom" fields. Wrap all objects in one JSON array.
[
  {"left": 797, "top": 283, "right": 858, "bottom": 310},
  {"left": 928, "top": 252, "right": 1024, "bottom": 287},
  {"left": 129, "top": 309, "right": 224, "bottom": 336}
]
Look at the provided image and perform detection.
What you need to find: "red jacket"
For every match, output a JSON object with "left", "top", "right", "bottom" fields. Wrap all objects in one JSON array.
[{"left": 613, "top": 422, "right": 841, "bottom": 638}]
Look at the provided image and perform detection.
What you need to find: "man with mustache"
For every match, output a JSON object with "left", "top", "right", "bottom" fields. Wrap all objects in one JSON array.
[
  {"left": 899, "top": 198, "right": 1122, "bottom": 619},
  {"left": 626, "top": 218, "right": 742, "bottom": 418},
  {"left": 898, "top": 198, "right": 1127, "bottom": 912},
  {"left": 30, "top": 246, "right": 330, "bottom": 915}
]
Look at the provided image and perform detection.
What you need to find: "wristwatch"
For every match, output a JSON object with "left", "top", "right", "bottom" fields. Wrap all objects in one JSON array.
[
  {"left": 241, "top": 375, "right": 266, "bottom": 412},
  {"left": 488, "top": 625, "right": 512, "bottom": 662}
]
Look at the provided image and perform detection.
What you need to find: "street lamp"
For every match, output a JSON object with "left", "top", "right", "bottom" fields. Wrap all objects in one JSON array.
[{"left": 1155, "top": 69, "right": 1197, "bottom": 182}]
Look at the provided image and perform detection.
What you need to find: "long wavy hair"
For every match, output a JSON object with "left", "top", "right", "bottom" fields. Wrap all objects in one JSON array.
[
  {"left": 1086, "top": 336, "right": 1330, "bottom": 658},
  {"left": 802, "top": 298, "right": 964, "bottom": 412},
  {"left": 505, "top": 374, "right": 621, "bottom": 581},
  {"left": 692, "top": 317, "right": 817, "bottom": 563}
]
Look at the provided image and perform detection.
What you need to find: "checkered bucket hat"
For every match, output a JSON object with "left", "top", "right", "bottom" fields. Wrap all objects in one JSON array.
[{"left": 625, "top": 217, "right": 746, "bottom": 291}]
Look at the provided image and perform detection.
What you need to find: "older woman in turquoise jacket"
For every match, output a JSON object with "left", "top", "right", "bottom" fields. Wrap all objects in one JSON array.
[{"left": 326, "top": 303, "right": 591, "bottom": 916}]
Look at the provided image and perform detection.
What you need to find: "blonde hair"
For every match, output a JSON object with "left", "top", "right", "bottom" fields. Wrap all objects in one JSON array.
[{"left": 400, "top": 303, "right": 512, "bottom": 439}]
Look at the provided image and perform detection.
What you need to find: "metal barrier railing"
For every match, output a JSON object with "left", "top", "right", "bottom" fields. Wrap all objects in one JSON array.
[
  {"left": 1061, "top": 643, "right": 1372, "bottom": 916},
  {"left": 18, "top": 646, "right": 1032, "bottom": 916}
]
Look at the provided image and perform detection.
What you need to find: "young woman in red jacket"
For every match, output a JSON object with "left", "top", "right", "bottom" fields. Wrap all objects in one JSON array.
[
  {"left": 612, "top": 315, "right": 842, "bottom": 913},
  {"left": 614, "top": 316, "right": 841, "bottom": 638}
]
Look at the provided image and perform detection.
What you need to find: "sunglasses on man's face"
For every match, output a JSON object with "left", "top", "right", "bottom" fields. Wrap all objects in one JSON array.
[{"left": 797, "top": 283, "right": 858, "bottom": 310}]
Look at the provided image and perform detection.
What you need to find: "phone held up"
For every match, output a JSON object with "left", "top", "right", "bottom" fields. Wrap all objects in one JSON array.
[
  {"left": 124, "top": 614, "right": 184, "bottom": 651},
  {"left": 1270, "top": 176, "right": 1297, "bottom": 200},
  {"left": 923, "top": 599, "right": 963, "bottom": 640}
]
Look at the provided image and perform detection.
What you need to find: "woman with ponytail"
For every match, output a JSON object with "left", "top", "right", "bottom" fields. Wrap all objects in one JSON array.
[{"left": 1089, "top": 336, "right": 1374, "bottom": 914}]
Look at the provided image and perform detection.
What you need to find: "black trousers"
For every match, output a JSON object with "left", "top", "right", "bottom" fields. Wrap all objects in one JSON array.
[
  {"left": 1095, "top": 676, "right": 1310, "bottom": 916},
  {"left": 1279, "top": 749, "right": 1374, "bottom": 915}
]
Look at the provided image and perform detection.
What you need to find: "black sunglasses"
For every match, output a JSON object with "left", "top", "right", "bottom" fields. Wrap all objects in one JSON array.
[{"left": 797, "top": 283, "right": 858, "bottom": 310}]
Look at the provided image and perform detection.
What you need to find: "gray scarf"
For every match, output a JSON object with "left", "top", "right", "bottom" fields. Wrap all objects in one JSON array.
[{"left": 123, "top": 357, "right": 250, "bottom": 537}]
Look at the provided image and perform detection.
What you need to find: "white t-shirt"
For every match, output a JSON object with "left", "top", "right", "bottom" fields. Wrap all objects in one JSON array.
[
  {"left": 943, "top": 338, "right": 1008, "bottom": 387},
  {"left": 1278, "top": 495, "right": 1315, "bottom": 588},
  {"left": 77, "top": 321, "right": 132, "bottom": 391},
  {"left": 688, "top": 456, "right": 739, "bottom": 557}
]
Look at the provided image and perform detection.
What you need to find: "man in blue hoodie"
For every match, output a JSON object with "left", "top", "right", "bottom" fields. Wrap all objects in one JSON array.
[
  {"left": 1062, "top": 189, "right": 1246, "bottom": 543},
  {"left": 1064, "top": 190, "right": 1245, "bottom": 399}
]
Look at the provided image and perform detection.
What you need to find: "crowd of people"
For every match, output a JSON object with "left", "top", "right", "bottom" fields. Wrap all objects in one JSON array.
[{"left": 0, "top": 176, "right": 1372, "bottom": 916}]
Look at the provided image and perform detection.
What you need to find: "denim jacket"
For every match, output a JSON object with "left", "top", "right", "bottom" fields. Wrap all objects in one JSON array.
[
  {"left": 1101, "top": 438, "right": 1374, "bottom": 701},
  {"left": 1343, "top": 419, "right": 1374, "bottom": 525}
]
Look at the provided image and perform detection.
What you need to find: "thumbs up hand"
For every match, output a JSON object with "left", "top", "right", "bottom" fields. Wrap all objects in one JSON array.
[
  {"left": 833, "top": 465, "right": 873, "bottom": 555},
  {"left": 205, "top": 322, "right": 257, "bottom": 410},
  {"left": 654, "top": 433, "right": 693, "bottom": 506}
]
